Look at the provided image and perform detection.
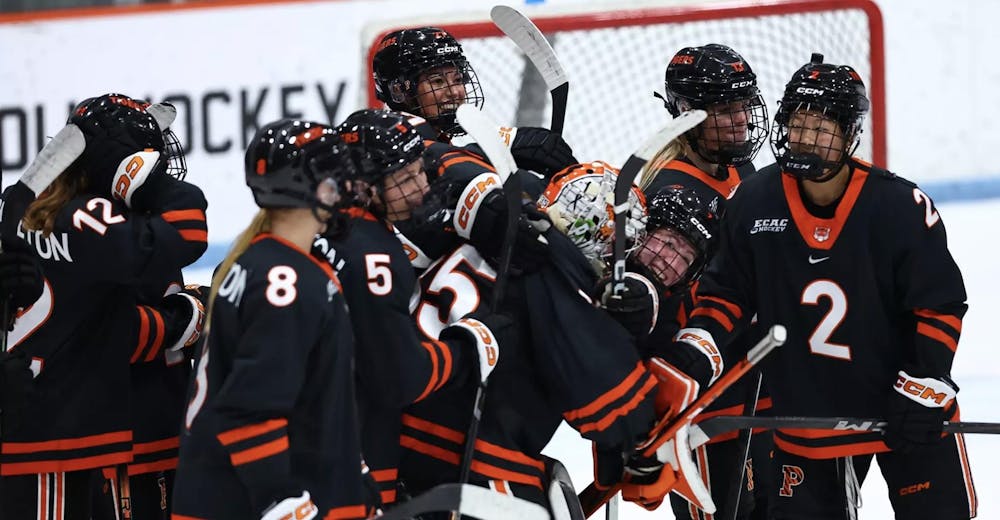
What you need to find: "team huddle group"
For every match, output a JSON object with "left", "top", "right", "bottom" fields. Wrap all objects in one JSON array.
[{"left": 0, "top": 22, "right": 977, "bottom": 520}]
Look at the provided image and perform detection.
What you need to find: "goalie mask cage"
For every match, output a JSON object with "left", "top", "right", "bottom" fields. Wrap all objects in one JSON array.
[{"left": 363, "top": 0, "right": 886, "bottom": 171}]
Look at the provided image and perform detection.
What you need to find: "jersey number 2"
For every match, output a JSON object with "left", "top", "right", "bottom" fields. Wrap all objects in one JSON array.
[{"left": 801, "top": 280, "right": 851, "bottom": 361}]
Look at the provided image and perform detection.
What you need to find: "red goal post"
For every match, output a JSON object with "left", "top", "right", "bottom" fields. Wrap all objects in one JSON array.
[{"left": 363, "top": 0, "right": 886, "bottom": 170}]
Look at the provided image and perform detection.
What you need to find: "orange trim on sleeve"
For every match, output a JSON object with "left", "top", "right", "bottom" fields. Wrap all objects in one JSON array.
[
  {"left": 0, "top": 451, "right": 131, "bottom": 476},
  {"left": 132, "top": 437, "right": 179, "bottom": 455},
  {"left": 774, "top": 435, "right": 888, "bottom": 459},
  {"left": 172, "top": 515, "right": 208, "bottom": 520},
  {"left": 216, "top": 418, "right": 287, "bottom": 446},
  {"left": 161, "top": 209, "right": 206, "bottom": 223},
  {"left": 915, "top": 308, "right": 963, "bottom": 333},
  {"left": 697, "top": 295, "right": 743, "bottom": 320},
  {"left": 128, "top": 458, "right": 178, "bottom": 476},
  {"left": 652, "top": 160, "right": 741, "bottom": 198},
  {"left": 917, "top": 322, "right": 959, "bottom": 353},
  {"left": 144, "top": 309, "right": 166, "bottom": 362},
  {"left": 564, "top": 361, "right": 646, "bottom": 422},
  {"left": 439, "top": 154, "right": 495, "bottom": 174},
  {"left": 399, "top": 435, "right": 543, "bottom": 489},
  {"left": 322, "top": 505, "right": 370, "bottom": 520},
  {"left": 690, "top": 307, "right": 734, "bottom": 332},
  {"left": 371, "top": 468, "right": 398, "bottom": 482},
  {"left": 229, "top": 436, "right": 288, "bottom": 466},
  {"left": 576, "top": 375, "right": 658, "bottom": 434},
  {"left": 401, "top": 414, "right": 545, "bottom": 471},
  {"left": 133, "top": 306, "right": 151, "bottom": 363},
  {"left": 413, "top": 341, "right": 441, "bottom": 403},
  {"left": 178, "top": 229, "right": 208, "bottom": 242},
  {"left": 1, "top": 431, "right": 132, "bottom": 455},
  {"left": 380, "top": 489, "right": 397, "bottom": 504},
  {"left": 432, "top": 338, "right": 453, "bottom": 393}
]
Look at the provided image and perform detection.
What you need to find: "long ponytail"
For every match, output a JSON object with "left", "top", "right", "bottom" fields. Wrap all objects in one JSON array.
[
  {"left": 638, "top": 138, "right": 687, "bottom": 192},
  {"left": 204, "top": 209, "right": 272, "bottom": 332}
]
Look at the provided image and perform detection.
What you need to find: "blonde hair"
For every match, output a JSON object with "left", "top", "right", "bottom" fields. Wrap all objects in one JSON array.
[
  {"left": 637, "top": 137, "right": 690, "bottom": 191},
  {"left": 22, "top": 167, "right": 88, "bottom": 236},
  {"left": 204, "top": 209, "right": 272, "bottom": 332}
]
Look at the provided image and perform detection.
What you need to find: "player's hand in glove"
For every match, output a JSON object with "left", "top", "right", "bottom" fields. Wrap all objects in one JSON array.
[
  {"left": 0, "top": 348, "right": 35, "bottom": 434},
  {"left": 441, "top": 312, "right": 515, "bottom": 386},
  {"left": 502, "top": 127, "right": 578, "bottom": 179},
  {"left": 600, "top": 272, "right": 660, "bottom": 340},
  {"left": 260, "top": 491, "right": 318, "bottom": 520},
  {"left": 0, "top": 239, "right": 43, "bottom": 316},
  {"left": 884, "top": 367, "right": 958, "bottom": 453},
  {"left": 161, "top": 285, "right": 208, "bottom": 357}
]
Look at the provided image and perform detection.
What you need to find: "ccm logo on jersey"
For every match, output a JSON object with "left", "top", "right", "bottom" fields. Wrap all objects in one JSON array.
[
  {"left": 454, "top": 173, "right": 501, "bottom": 238},
  {"left": 749, "top": 218, "right": 788, "bottom": 234}
]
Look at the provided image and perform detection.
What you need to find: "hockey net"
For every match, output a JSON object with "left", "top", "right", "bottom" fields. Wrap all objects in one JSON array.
[{"left": 363, "top": 0, "right": 885, "bottom": 170}]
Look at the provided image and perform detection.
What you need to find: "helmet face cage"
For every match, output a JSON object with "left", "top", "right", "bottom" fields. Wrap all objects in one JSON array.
[
  {"left": 537, "top": 161, "right": 648, "bottom": 274},
  {"left": 162, "top": 128, "right": 187, "bottom": 181},
  {"left": 634, "top": 186, "right": 720, "bottom": 291},
  {"left": 663, "top": 44, "right": 768, "bottom": 166},
  {"left": 372, "top": 27, "right": 485, "bottom": 137},
  {"left": 770, "top": 56, "right": 869, "bottom": 181}
]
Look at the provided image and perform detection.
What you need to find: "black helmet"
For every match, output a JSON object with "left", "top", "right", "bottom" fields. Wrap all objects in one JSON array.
[
  {"left": 372, "top": 27, "right": 484, "bottom": 136},
  {"left": 662, "top": 44, "right": 767, "bottom": 167},
  {"left": 244, "top": 119, "right": 356, "bottom": 214},
  {"left": 337, "top": 109, "right": 424, "bottom": 184},
  {"left": 633, "top": 185, "right": 720, "bottom": 291},
  {"left": 69, "top": 93, "right": 164, "bottom": 152},
  {"left": 771, "top": 53, "right": 870, "bottom": 181}
]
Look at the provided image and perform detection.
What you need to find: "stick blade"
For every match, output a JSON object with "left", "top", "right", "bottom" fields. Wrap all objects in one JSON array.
[
  {"left": 491, "top": 5, "right": 568, "bottom": 91},
  {"left": 20, "top": 124, "right": 86, "bottom": 196},
  {"left": 455, "top": 104, "right": 517, "bottom": 180},
  {"left": 148, "top": 102, "right": 177, "bottom": 130}
]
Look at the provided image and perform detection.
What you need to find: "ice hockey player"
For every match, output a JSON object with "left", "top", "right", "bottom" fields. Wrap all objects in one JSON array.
[
  {"left": 172, "top": 120, "right": 371, "bottom": 519},
  {"left": 0, "top": 93, "right": 207, "bottom": 520},
  {"left": 397, "top": 162, "right": 716, "bottom": 516},
  {"left": 313, "top": 108, "right": 517, "bottom": 508},
  {"left": 685, "top": 54, "right": 976, "bottom": 519}
]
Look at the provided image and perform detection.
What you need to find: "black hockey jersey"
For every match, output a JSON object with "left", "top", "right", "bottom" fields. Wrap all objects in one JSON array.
[
  {"left": 313, "top": 210, "right": 474, "bottom": 505},
  {"left": 644, "top": 157, "right": 754, "bottom": 212},
  {"left": 1, "top": 188, "right": 206, "bottom": 476},
  {"left": 173, "top": 234, "right": 368, "bottom": 519},
  {"left": 399, "top": 231, "right": 658, "bottom": 499},
  {"left": 688, "top": 159, "right": 967, "bottom": 458}
]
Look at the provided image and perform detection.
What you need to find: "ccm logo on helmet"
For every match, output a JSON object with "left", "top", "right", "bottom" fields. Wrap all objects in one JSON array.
[
  {"left": 436, "top": 45, "right": 460, "bottom": 54},
  {"left": 796, "top": 87, "right": 825, "bottom": 96},
  {"left": 689, "top": 216, "right": 713, "bottom": 240},
  {"left": 402, "top": 135, "right": 421, "bottom": 152},
  {"left": 731, "top": 80, "right": 753, "bottom": 89}
]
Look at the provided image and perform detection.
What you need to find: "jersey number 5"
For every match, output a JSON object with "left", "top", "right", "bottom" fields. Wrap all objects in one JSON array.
[{"left": 801, "top": 280, "right": 851, "bottom": 361}]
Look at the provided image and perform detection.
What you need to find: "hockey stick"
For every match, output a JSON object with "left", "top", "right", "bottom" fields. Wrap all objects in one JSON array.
[
  {"left": 450, "top": 105, "right": 521, "bottom": 518},
  {"left": 578, "top": 324, "right": 786, "bottom": 518},
  {"left": 491, "top": 5, "right": 569, "bottom": 134},
  {"left": 611, "top": 110, "right": 707, "bottom": 295},
  {"left": 689, "top": 415, "right": 1000, "bottom": 449},
  {"left": 376, "top": 483, "right": 549, "bottom": 520},
  {"left": 725, "top": 370, "right": 761, "bottom": 520}
]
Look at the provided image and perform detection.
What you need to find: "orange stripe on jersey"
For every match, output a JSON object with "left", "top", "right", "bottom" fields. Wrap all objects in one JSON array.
[
  {"left": 698, "top": 295, "right": 743, "bottom": 320},
  {"left": 915, "top": 308, "right": 963, "bottom": 333},
  {"left": 955, "top": 433, "right": 978, "bottom": 517},
  {"left": 178, "top": 229, "right": 208, "bottom": 242},
  {"left": 55, "top": 472, "right": 64, "bottom": 520},
  {"left": 132, "top": 437, "right": 179, "bottom": 455},
  {"left": 399, "top": 434, "right": 543, "bottom": 488},
  {"left": 917, "top": 322, "right": 958, "bottom": 352},
  {"left": 780, "top": 427, "right": 878, "bottom": 440},
  {"left": 2, "top": 430, "right": 132, "bottom": 455},
  {"left": 342, "top": 207, "right": 378, "bottom": 222},
  {"left": 652, "top": 160, "right": 741, "bottom": 198},
  {"left": 216, "top": 418, "right": 287, "bottom": 446},
  {"left": 371, "top": 468, "right": 398, "bottom": 482},
  {"left": 39, "top": 474, "right": 48, "bottom": 520},
  {"left": 380, "top": 489, "right": 397, "bottom": 504},
  {"left": 774, "top": 435, "right": 888, "bottom": 459},
  {"left": 564, "top": 362, "right": 647, "bottom": 422},
  {"left": 1, "top": 452, "right": 131, "bottom": 476},
  {"left": 229, "top": 436, "right": 288, "bottom": 466},
  {"left": 474, "top": 440, "right": 545, "bottom": 472},
  {"left": 576, "top": 375, "right": 658, "bottom": 434},
  {"left": 161, "top": 209, "right": 206, "bottom": 223},
  {"left": 433, "top": 338, "right": 453, "bottom": 393},
  {"left": 128, "top": 458, "right": 178, "bottom": 476},
  {"left": 402, "top": 414, "right": 464, "bottom": 444},
  {"left": 439, "top": 154, "right": 494, "bottom": 175},
  {"left": 144, "top": 308, "right": 165, "bottom": 362},
  {"left": 172, "top": 515, "right": 208, "bottom": 520},
  {"left": 690, "top": 307, "right": 734, "bottom": 332},
  {"left": 400, "top": 435, "right": 459, "bottom": 464},
  {"left": 133, "top": 306, "right": 151, "bottom": 363},
  {"left": 401, "top": 415, "right": 545, "bottom": 471},
  {"left": 413, "top": 341, "right": 440, "bottom": 403},
  {"left": 323, "top": 505, "right": 370, "bottom": 520},
  {"left": 781, "top": 167, "right": 869, "bottom": 251}
]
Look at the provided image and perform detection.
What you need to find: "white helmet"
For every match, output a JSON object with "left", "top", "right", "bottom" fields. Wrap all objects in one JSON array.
[{"left": 537, "top": 161, "right": 647, "bottom": 274}]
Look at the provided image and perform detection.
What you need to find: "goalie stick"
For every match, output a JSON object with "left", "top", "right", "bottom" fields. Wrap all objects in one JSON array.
[
  {"left": 689, "top": 415, "right": 1000, "bottom": 449},
  {"left": 491, "top": 5, "right": 569, "bottom": 134},
  {"left": 376, "top": 483, "right": 549, "bottom": 520},
  {"left": 450, "top": 105, "right": 522, "bottom": 519},
  {"left": 611, "top": 110, "right": 707, "bottom": 295},
  {"left": 578, "top": 324, "right": 786, "bottom": 518}
]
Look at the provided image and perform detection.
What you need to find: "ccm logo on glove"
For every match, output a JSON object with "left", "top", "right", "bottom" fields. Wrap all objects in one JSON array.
[
  {"left": 455, "top": 173, "right": 501, "bottom": 234},
  {"left": 893, "top": 372, "right": 956, "bottom": 407}
]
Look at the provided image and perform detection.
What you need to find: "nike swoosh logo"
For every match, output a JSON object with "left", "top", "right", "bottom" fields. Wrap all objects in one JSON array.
[{"left": 808, "top": 255, "right": 830, "bottom": 265}]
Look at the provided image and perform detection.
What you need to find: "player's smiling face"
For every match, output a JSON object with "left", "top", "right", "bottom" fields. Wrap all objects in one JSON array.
[
  {"left": 700, "top": 99, "right": 751, "bottom": 151},
  {"left": 787, "top": 109, "right": 846, "bottom": 167},
  {"left": 414, "top": 65, "right": 467, "bottom": 119},
  {"left": 379, "top": 158, "right": 428, "bottom": 222},
  {"left": 635, "top": 227, "right": 697, "bottom": 289}
]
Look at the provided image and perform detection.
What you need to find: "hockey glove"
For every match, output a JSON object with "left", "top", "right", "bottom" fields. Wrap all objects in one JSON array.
[
  {"left": 260, "top": 491, "right": 318, "bottom": 520},
  {"left": 0, "top": 239, "right": 43, "bottom": 314},
  {"left": 440, "top": 312, "right": 515, "bottom": 386},
  {"left": 502, "top": 127, "right": 578, "bottom": 178},
  {"left": 645, "top": 328, "right": 724, "bottom": 391},
  {"left": 0, "top": 348, "right": 35, "bottom": 434},
  {"left": 884, "top": 367, "right": 958, "bottom": 453},
  {"left": 161, "top": 285, "right": 207, "bottom": 363},
  {"left": 600, "top": 272, "right": 660, "bottom": 340}
]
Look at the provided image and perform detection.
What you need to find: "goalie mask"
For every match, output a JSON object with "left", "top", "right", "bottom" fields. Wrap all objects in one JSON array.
[
  {"left": 245, "top": 119, "right": 358, "bottom": 232},
  {"left": 537, "top": 161, "right": 647, "bottom": 274},
  {"left": 771, "top": 53, "right": 870, "bottom": 181},
  {"left": 632, "top": 186, "right": 720, "bottom": 292},
  {"left": 372, "top": 27, "right": 485, "bottom": 137},
  {"left": 336, "top": 109, "right": 427, "bottom": 221},
  {"left": 662, "top": 44, "right": 768, "bottom": 169}
]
